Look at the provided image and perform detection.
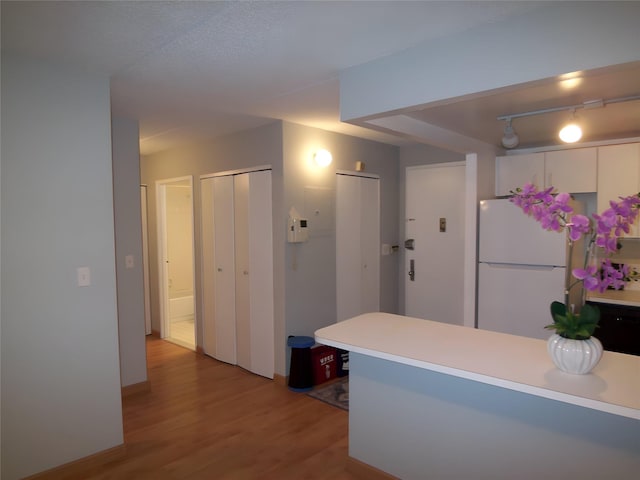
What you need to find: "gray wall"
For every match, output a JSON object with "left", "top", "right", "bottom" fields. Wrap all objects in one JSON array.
[
  {"left": 112, "top": 116, "right": 148, "bottom": 387},
  {"left": 142, "top": 121, "right": 400, "bottom": 376},
  {"left": 140, "top": 122, "right": 284, "bottom": 361},
  {"left": 1, "top": 56, "right": 123, "bottom": 479},
  {"left": 282, "top": 123, "right": 398, "bottom": 360},
  {"left": 282, "top": 123, "right": 399, "bottom": 356},
  {"left": 350, "top": 353, "right": 640, "bottom": 479}
]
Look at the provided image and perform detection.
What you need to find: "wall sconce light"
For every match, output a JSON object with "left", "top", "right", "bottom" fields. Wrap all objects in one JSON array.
[
  {"left": 313, "top": 149, "right": 332, "bottom": 167},
  {"left": 501, "top": 118, "right": 519, "bottom": 149},
  {"left": 558, "top": 109, "right": 582, "bottom": 143}
]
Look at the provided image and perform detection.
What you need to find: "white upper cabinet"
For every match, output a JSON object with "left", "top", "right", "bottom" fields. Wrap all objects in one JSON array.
[
  {"left": 496, "top": 148, "right": 598, "bottom": 196},
  {"left": 597, "top": 143, "right": 640, "bottom": 237},
  {"left": 495, "top": 153, "right": 544, "bottom": 196},
  {"left": 545, "top": 148, "right": 597, "bottom": 193}
]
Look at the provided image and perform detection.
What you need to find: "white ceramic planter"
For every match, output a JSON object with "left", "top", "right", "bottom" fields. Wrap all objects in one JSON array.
[{"left": 547, "top": 334, "right": 603, "bottom": 375}]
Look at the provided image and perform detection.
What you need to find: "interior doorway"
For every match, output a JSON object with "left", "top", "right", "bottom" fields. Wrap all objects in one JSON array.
[{"left": 156, "top": 176, "right": 196, "bottom": 350}]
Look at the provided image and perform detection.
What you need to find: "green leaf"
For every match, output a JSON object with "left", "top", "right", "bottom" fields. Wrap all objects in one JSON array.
[
  {"left": 550, "top": 301, "right": 566, "bottom": 322},
  {"left": 545, "top": 302, "right": 600, "bottom": 339}
]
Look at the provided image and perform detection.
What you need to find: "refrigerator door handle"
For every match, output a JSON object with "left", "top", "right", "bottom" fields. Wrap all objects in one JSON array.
[{"left": 482, "top": 262, "right": 561, "bottom": 271}]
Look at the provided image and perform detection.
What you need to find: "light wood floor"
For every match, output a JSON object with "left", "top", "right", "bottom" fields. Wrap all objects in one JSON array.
[{"left": 67, "top": 337, "right": 357, "bottom": 479}]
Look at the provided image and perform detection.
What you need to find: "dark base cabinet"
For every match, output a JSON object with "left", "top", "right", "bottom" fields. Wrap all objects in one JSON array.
[{"left": 587, "top": 301, "right": 640, "bottom": 356}]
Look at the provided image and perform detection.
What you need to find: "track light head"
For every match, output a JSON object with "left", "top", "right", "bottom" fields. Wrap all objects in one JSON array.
[
  {"left": 559, "top": 109, "right": 582, "bottom": 143},
  {"left": 501, "top": 118, "right": 519, "bottom": 149}
]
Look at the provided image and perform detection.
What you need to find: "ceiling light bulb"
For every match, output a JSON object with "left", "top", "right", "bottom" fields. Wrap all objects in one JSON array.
[
  {"left": 313, "top": 149, "right": 332, "bottom": 167},
  {"left": 559, "top": 123, "right": 582, "bottom": 143},
  {"left": 501, "top": 120, "right": 519, "bottom": 149}
]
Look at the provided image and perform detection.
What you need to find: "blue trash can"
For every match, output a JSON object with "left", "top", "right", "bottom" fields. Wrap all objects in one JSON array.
[{"left": 287, "top": 335, "right": 315, "bottom": 392}]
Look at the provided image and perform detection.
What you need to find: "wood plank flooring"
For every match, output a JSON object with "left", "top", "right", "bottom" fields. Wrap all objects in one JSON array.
[{"left": 64, "top": 337, "right": 357, "bottom": 479}]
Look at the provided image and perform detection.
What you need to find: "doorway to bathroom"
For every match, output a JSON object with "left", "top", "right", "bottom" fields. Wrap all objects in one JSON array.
[{"left": 156, "top": 176, "right": 196, "bottom": 350}]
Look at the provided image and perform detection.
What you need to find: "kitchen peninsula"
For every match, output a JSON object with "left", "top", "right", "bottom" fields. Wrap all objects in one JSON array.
[{"left": 315, "top": 312, "right": 640, "bottom": 480}]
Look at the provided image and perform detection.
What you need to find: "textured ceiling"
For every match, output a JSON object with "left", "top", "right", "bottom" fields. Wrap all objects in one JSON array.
[{"left": 1, "top": 0, "right": 545, "bottom": 155}]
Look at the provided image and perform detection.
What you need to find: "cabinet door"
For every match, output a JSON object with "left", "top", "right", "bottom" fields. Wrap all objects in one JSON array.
[
  {"left": 588, "top": 301, "right": 640, "bottom": 356},
  {"left": 545, "top": 148, "right": 597, "bottom": 193},
  {"left": 597, "top": 144, "right": 640, "bottom": 237},
  {"left": 495, "top": 153, "right": 544, "bottom": 196}
]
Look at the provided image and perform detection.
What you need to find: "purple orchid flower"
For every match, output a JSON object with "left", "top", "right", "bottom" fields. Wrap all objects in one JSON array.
[{"left": 510, "top": 182, "right": 640, "bottom": 301}]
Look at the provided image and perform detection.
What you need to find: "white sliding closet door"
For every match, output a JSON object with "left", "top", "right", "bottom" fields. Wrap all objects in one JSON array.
[
  {"left": 336, "top": 173, "right": 380, "bottom": 322},
  {"left": 213, "top": 176, "right": 237, "bottom": 364},
  {"left": 234, "top": 174, "right": 251, "bottom": 370},
  {"left": 202, "top": 176, "right": 237, "bottom": 364},
  {"left": 236, "top": 171, "right": 274, "bottom": 378},
  {"left": 201, "top": 169, "right": 274, "bottom": 378}
]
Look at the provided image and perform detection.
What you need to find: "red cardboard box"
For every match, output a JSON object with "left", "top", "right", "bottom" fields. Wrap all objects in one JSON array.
[{"left": 311, "top": 345, "right": 337, "bottom": 385}]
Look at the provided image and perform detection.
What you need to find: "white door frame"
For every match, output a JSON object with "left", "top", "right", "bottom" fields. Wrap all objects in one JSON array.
[
  {"left": 141, "top": 185, "right": 151, "bottom": 335},
  {"left": 155, "top": 176, "right": 196, "bottom": 344}
]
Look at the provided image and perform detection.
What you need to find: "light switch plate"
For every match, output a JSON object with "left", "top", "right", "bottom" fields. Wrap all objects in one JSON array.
[
  {"left": 125, "top": 255, "right": 134, "bottom": 269},
  {"left": 77, "top": 267, "right": 91, "bottom": 287}
]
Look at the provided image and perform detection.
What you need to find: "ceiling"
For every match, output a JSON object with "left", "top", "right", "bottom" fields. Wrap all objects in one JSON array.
[
  {"left": 2, "top": 1, "right": 639, "bottom": 155},
  {"left": 405, "top": 62, "right": 640, "bottom": 151}
]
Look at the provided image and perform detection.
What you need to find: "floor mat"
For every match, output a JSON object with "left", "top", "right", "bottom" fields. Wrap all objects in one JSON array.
[{"left": 306, "top": 376, "right": 349, "bottom": 411}]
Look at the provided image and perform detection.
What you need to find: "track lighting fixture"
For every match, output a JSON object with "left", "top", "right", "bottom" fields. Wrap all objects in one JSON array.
[
  {"left": 496, "top": 94, "right": 640, "bottom": 149},
  {"left": 501, "top": 118, "right": 519, "bottom": 149}
]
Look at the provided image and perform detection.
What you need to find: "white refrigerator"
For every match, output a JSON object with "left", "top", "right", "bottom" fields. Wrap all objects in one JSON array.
[{"left": 477, "top": 198, "right": 581, "bottom": 340}]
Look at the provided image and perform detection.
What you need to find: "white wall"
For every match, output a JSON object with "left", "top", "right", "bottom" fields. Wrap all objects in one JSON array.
[
  {"left": 1, "top": 56, "right": 123, "bottom": 479},
  {"left": 340, "top": 2, "right": 640, "bottom": 121},
  {"left": 112, "top": 116, "right": 148, "bottom": 388}
]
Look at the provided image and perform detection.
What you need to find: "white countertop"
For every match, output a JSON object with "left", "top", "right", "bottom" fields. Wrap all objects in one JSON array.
[
  {"left": 588, "top": 289, "right": 640, "bottom": 307},
  {"left": 315, "top": 312, "right": 640, "bottom": 420}
]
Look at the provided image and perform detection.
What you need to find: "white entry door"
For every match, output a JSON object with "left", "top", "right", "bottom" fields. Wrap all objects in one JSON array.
[{"left": 405, "top": 163, "right": 465, "bottom": 324}]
